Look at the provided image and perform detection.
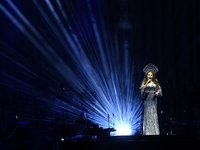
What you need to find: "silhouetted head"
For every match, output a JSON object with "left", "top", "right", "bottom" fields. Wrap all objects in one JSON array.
[
  {"left": 80, "top": 112, "right": 86, "bottom": 120},
  {"left": 55, "top": 110, "right": 61, "bottom": 120}
]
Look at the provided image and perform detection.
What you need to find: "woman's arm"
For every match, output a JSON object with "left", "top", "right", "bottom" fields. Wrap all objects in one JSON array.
[
  {"left": 144, "top": 79, "right": 151, "bottom": 88},
  {"left": 140, "top": 84, "right": 148, "bottom": 100},
  {"left": 155, "top": 86, "right": 163, "bottom": 97}
]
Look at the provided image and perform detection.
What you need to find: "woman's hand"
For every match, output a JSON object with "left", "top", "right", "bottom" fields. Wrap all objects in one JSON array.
[
  {"left": 144, "top": 79, "right": 151, "bottom": 88},
  {"left": 155, "top": 91, "right": 159, "bottom": 96}
]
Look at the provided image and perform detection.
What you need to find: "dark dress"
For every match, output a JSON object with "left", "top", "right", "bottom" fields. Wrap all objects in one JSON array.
[{"left": 140, "top": 83, "right": 162, "bottom": 135}]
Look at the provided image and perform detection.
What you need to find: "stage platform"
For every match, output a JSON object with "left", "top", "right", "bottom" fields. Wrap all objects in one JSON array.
[{"left": 60, "top": 135, "right": 200, "bottom": 150}]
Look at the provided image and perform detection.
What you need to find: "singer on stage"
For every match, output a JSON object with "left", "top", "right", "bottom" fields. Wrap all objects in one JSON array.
[{"left": 140, "top": 63, "right": 163, "bottom": 135}]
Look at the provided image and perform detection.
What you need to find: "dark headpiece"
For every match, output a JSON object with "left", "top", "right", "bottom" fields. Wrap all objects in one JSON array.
[{"left": 143, "top": 63, "right": 159, "bottom": 74}]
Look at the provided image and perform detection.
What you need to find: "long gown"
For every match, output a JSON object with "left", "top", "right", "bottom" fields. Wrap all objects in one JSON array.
[{"left": 140, "top": 82, "right": 162, "bottom": 135}]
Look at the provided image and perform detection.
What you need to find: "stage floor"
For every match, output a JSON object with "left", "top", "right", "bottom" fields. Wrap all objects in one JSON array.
[{"left": 60, "top": 135, "right": 200, "bottom": 150}]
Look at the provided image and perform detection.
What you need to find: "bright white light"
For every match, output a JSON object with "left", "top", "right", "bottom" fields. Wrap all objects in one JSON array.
[
  {"left": 116, "top": 126, "right": 132, "bottom": 136},
  {"left": 1, "top": 1, "right": 144, "bottom": 135}
]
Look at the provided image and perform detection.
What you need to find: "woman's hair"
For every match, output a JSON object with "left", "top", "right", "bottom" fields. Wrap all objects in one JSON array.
[{"left": 141, "top": 70, "right": 160, "bottom": 91}]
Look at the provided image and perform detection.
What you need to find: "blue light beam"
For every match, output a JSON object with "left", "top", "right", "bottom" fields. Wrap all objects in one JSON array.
[{"left": 1, "top": 0, "right": 144, "bottom": 135}]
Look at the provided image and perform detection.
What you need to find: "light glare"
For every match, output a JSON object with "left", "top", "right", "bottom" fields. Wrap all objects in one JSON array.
[
  {"left": 116, "top": 126, "right": 132, "bottom": 136},
  {"left": 0, "top": 1, "right": 144, "bottom": 136}
]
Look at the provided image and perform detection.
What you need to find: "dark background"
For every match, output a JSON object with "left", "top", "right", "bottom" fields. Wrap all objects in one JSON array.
[{"left": 0, "top": 0, "right": 200, "bottom": 148}]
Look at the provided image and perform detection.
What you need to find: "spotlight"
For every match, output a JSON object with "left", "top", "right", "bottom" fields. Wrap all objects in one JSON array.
[
  {"left": 0, "top": 0, "right": 144, "bottom": 136},
  {"left": 116, "top": 126, "right": 132, "bottom": 136}
]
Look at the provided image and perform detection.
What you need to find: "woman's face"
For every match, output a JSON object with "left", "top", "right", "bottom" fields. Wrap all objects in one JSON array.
[{"left": 147, "top": 72, "right": 153, "bottom": 80}]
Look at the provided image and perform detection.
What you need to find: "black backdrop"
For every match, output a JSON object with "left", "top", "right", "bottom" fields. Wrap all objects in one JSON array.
[{"left": 0, "top": 0, "right": 200, "bottom": 144}]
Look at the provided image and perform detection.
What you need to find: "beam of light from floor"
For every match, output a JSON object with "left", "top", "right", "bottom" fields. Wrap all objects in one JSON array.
[
  {"left": 1, "top": 1, "right": 143, "bottom": 135},
  {"left": 5, "top": 0, "right": 85, "bottom": 92}
]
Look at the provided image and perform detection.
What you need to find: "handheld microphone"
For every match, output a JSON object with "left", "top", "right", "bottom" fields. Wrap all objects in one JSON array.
[{"left": 148, "top": 78, "right": 152, "bottom": 83}]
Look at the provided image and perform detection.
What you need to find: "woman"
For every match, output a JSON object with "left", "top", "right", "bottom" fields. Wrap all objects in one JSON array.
[{"left": 140, "top": 63, "right": 162, "bottom": 135}]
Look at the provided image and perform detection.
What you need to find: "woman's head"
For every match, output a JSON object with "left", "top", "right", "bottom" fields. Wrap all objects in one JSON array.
[
  {"left": 145, "top": 70, "right": 156, "bottom": 81},
  {"left": 141, "top": 70, "right": 160, "bottom": 90}
]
